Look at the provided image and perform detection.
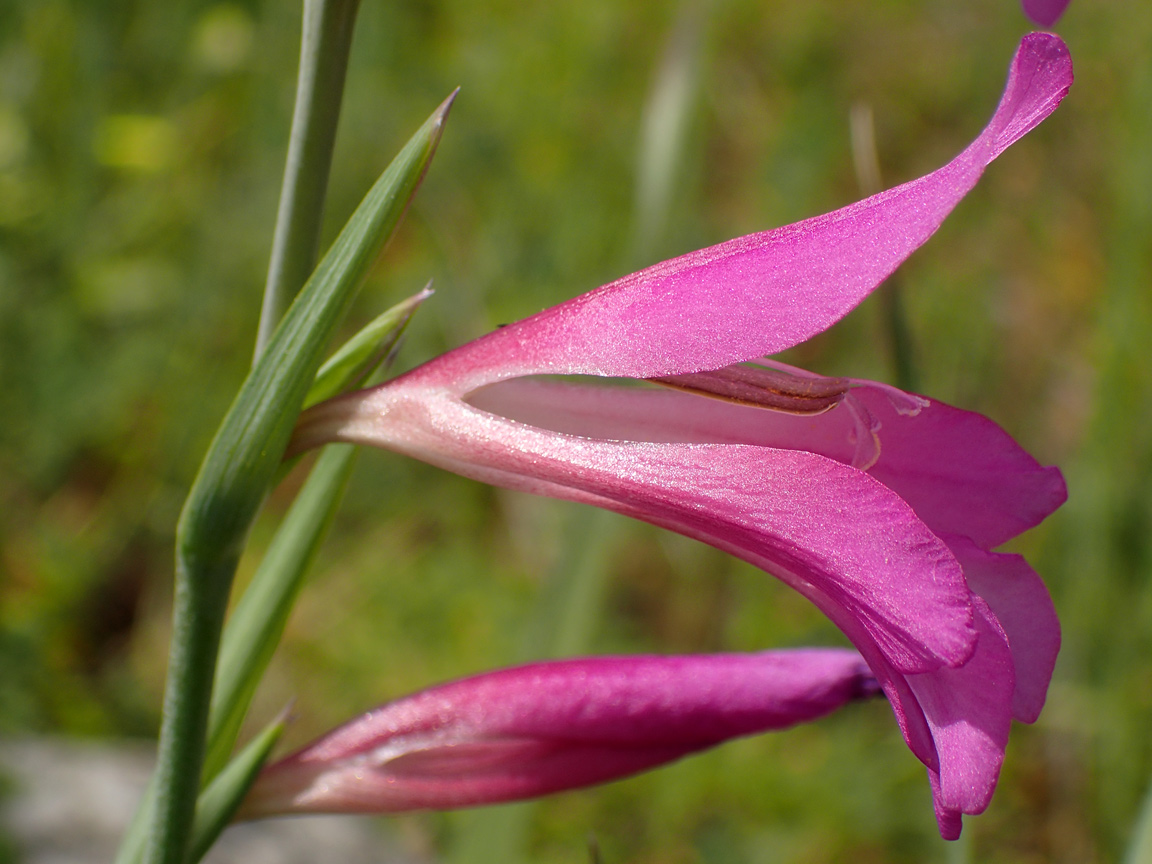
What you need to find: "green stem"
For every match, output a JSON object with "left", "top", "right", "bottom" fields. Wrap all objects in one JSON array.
[
  {"left": 1124, "top": 774, "right": 1152, "bottom": 864},
  {"left": 256, "top": 0, "right": 362, "bottom": 360},
  {"left": 144, "top": 3, "right": 362, "bottom": 860},
  {"left": 141, "top": 99, "right": 452, "bottom": 862},
  {"left": 144, "top": 554, "right": 235, "bottom": 864},
  {"left": 944, "top": 825, "right": 972, "bottom": 864}
]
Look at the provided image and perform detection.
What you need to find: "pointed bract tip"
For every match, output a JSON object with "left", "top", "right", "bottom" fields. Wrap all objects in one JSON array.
[
  {"left": 274, "top": 699, "right": 298, "bottom": 728},
  {"left": 434, "top": 88, "right": 461, "bottom": 125},
  {"left": 400, "top": 280, "right": 435, "bottom": 311}
]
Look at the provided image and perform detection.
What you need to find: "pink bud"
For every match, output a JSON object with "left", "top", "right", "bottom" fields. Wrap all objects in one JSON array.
[{"left": 242, "top": 650, "right": 876, "bottom": 817}]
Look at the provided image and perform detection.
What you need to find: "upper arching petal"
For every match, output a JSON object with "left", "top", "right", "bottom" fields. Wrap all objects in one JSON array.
[{"left": 420, "top": 34, "right": 1072, "bottom": 392}]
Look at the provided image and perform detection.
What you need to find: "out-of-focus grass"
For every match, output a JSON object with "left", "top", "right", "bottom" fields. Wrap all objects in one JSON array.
[{"left": 0, "top": 0, "right": 1147, "bottom": 861}]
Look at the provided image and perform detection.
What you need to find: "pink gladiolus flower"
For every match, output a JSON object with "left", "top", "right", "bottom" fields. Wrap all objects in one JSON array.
[
  {"left": 288, "top": 34, "right": 1071, "bottom": 837},
  {"left": 1022, "top": 0, "right": 1071, "bottom": 26},
  {"left": 242, "top": 650, "right": 878, "bottom": 817}
]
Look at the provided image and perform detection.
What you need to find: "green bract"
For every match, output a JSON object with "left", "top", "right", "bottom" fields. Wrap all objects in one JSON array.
[
  {"left": 189, "top": 712, "right": 288, "bottom": 864},
  {"left": 205, "top": 287, "right": 432, "bottom": 782},
  {"left": 305, "top": 285, "right": 432, "bottom": 408}
]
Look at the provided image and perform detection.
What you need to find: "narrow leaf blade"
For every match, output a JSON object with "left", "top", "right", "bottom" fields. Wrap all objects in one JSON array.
[
  {"left": 134, "top": 92, "right": 455, "bottom": 864},
  {"left": 203, "top": 443, "right": 356, "bottom": 781},
  {"left": 177, "top": 91, "right": 455, "bottom": 573},
  {"left": 114, "top": 714, "right": 287, "bottom": 864},
  {"left": 189, "top": 711, "right": 288, "bottom": 864}
]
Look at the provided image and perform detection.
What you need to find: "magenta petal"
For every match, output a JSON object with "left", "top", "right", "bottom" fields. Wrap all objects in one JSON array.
[
  {"left": 1022, "top": 0, "right": 1071, "bottom": 26},
  {"left": 770, "top": 578, "right": 939, "bottom": 772},
  {"left": 469, "top": 377, "right": 1067, "bottom": 549},
  {"left": 773, "top": 570, "right": 1017, "bottom": 841},
  {"left": 242, "top": 650, "right": 876, "bottom": 816},
  {"left": 947, "top": 536, "right": 1060, "bottom": 723},
  {"left": 852, "top": 389, "right": 1067, "bottom": 549},
  {"left": 908, "top": 598, "right": 1014, "bottom": 839},
  {"left": 419, "top": 34, "right": 1071, "bottom": 393},
  {"left": 928, "top": 770, "right": 964, "bottom": 841},
  {"left": 287, "top": 32, "right": 1071, "bottom": 841},
  {"left": 302, "top": 391, "right": 976, "bottom": 676}
]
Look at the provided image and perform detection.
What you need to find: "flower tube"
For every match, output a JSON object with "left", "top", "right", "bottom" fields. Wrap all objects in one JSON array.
[
  {"left": 289, "top": 34, "right": 1071, "bottom": 837},
  {"left": 243, "top": 650, "right": 878, "bottom": 817}
]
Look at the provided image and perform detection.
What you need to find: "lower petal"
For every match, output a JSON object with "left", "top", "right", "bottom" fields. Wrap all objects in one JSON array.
[
  {"left": 908, "top": 597, "right": 1015, "bottom": 838},
  {"left": 303, "top": 388, "right": 977, "bottom": 677},
  {"left": 467, "top": 377, "right": 1066, "bottom": 549},
  {"left": 947, "top": 536, "right": 1060, "bottom": 723}
]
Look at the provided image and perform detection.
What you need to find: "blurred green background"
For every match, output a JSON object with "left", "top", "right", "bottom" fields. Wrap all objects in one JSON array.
[{"left": 0, "top": 0, "right": 1148, "bottom": 861}]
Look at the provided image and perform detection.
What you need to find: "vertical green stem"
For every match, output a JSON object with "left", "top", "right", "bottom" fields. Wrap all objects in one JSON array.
[
  {"left": 630, "top": 0, "right": 709, "bottom": 265},
  {"left": 944, "top": 826, "right": 972, "bottom": 864},
  {"left": 144, "top": 554, "right": 237, "bottom": 864},
  {"left": 256, "top": 0, "right": 362, "bottom": 359},
  {"left": 450, "top": 9, "right": 706, "bottom": 860},
  {"left": 1124, "top": 775, "right": 1152, "bottom": 864},
  {"left": 145, "top": 2, "right": 361, "bottom": 861}
]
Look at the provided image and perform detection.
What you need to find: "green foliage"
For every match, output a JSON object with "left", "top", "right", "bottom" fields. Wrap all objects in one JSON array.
[
  {"left": 305, "top": 286, "right": 431, "bottom": 407},
  {"left": 205, "top": 443, "right": 355, "bottom": 782},
  {"left": 189, "top": 711, "right": 286, "bottom": 864},
  {"left": 175, "top": 90, "right": 452, "bottom": 585},
  {"left": 202, "top": 289, "right": 430, "bottom": 785},
  {"left": 144, "top": 90, "right": 453, "bottom": 864},
  {"left": 113, "top": 710, "right": 286, "bottom": 864}
]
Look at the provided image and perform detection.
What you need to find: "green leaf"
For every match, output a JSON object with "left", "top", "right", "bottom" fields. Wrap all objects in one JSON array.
[
  {"left": 143, "top": 92, "right": 456, "bottom": 864},
  {"left": 203, "top": 442, "right": 356, "bottom": 782},
  {"left": 114, "top": 713, "right": 287, "bottom": 864},
  {"left": 177, "top": 93, "right": 455, "bottom": 576},
  {"left": 203, "top": 286, "right": 433, "bottom": 782},
  {"left": 305, "top": 283, "right": 432, "bottom": 408},
  {"left": 188, "top": 711, "right": 288, "bottom": 864}
]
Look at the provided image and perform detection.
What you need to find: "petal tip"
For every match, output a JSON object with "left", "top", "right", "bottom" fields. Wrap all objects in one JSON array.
[
  {"left": 988, "top": 33, "right": 1073, "bottom": 161},
  {"left": 929, "top": 770, "right": 965, "bottom": 839},
  {"left": 1048, "top": 464, "right": 1070, "bottom": 509},
  {"left": 1021, "top": 0, "right": 1072, "bottom": 27}
]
